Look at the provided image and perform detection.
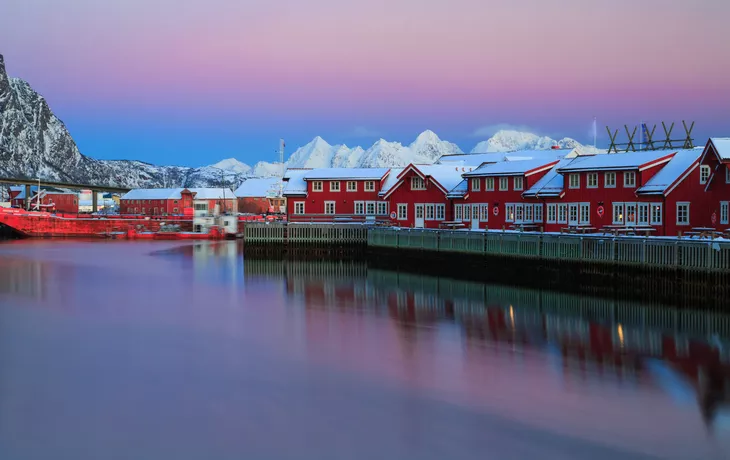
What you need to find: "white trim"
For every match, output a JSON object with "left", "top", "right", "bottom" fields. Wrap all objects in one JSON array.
[
  {"left": 499, "top": 177, "right": 509, "bottom": 191},
  {"left": 324, "top": 201, "right": 336, "bottom": 214},
  {"left": 365, "top": 201, "right": 376, "bottom": 215},
  {"left": 612, "top": 202, "right": 624, "bottom": 225},
  {"left": 637, "top": 202, "right": 649, "bottom": 225},
  {"left": 557, "top": 204, "right": 567, "bottom": 224},
  {"left": 312, "top": 181, "right": 323, "bottom": 192},
  {"left": 534, "top": 203, "right": 543, "bottom": 223},
  {"left": 346, "top": 181, "right": 357, "bottom": 192},
  {"left": 454, "top": 204, "right": 462, "bottom": 221},
  {"left": 364, "top": 181, "right": 375, "bottom": 192},
  {"left": 579, "top": 202, "right": 590, "bottom": 225},
  {"left": 294, "top": 201, "right": 305, "bottom": 215},
  {"left": 700, "top": 165, "right": 711, "bottom": 184},
  {"left": 638, "top": 155, "right": 674, "bottom": 172},
  {"left": 721, "top": 201, "right": 729, "bottom": 225},
  {"left": 650, "top": 203, "right": 663, "bottom": 225},
  {"left": 411, "top": 176, "right": 426, "bottom": 190},
  {"left": 479, "top": 203, "right": 489, "bottom": 222},
  {"left": 676, "top": 202, "right": 690, "bottom": 226},
  {"left": 376, "top": 201, "right": 388, "bottom": 216},
  {"left": 397, "top": 203, "right": 408, "bottom": 220},
  {"left": 354, "top": 201, "right": 365, "bottom": 215},
  {"left": 623, "top": 171, "right": 636, "bottom": 188},
  {"left": 425, "top": 203, "right": 435, "bottom": 220},
  {"left": 524, "top": 162, "right": 560, "bottom": 177},
  {"left": 471, "top": 178, "right": 481, "bottom": 192},
  {"left": 435, "top": 204, "right": 445, "bottom": 220},
  {"left": 505, "top": 203, "right": 515, "bottom": 222},
  {"left": 568, "top": 174, "right": 580, "bottom": 189},
  {"left": 604, "top": 172, "right": 616, "bottom": 188},
  {"left": 329, "top": 181, "right": 341, "bottom": 192},
  {"left": 587, "top": 173, "right": 598, "bottom": 189},
  {"left": 485, "top": 177, "right": 495, "bottom": 191},
  {"left": 665, "top": 162, "right": 699, "bottom": 197},
  {"left": 546, "top": 203, "right": 556, "bottom": 224},
  {"left": 514, "top": 176, "right": 524, "bottom": 191}
]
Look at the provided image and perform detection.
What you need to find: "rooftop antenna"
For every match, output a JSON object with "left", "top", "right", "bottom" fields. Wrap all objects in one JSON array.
[
  {"left": 278, "top": 138, "right": 285, "bottom": 197},
  {"left": 592, "top": 116, "right": 597, "bottom": 149}
]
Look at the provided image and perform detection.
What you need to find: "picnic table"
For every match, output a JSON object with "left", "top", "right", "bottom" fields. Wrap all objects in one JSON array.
[
  {"left": 439, "top": 221, "right": 466, "bottom": 230},
  {"left": 561, "top": 225, "right": 596, "bottom": 234},
  {"left": 510, "top": 223, "right": 541, "bottom": 232}
]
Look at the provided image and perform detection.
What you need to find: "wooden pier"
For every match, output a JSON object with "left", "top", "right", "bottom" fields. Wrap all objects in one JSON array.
[{"left": 244, "top": 222, "right": 369, "bottom": 246}]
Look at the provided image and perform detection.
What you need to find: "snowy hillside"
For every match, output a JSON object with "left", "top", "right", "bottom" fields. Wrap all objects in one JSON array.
[{"left": 471, "top": 130, "right": 601, "bottom": 155}]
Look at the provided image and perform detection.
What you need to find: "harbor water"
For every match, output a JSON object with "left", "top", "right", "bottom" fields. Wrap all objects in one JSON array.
[{"left": 1, "top": 240, "right": 729, "bottom": 459}]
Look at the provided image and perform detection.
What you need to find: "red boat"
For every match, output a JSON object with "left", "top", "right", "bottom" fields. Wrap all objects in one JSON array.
[{"left": 0, "top": 208, "right": 224, "bottom": 240}]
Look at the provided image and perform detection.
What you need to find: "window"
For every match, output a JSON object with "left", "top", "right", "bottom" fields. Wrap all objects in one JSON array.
[
  {"left": 330, "top": 181, "right": 340, "bottom": 192},
  {"left": 624, "top": 172, "right": 636, "bottom": 188},
  {"left": 194, "top": 203, "right": 207, "bottom": 211},
  {"left": 534, "top": 204, "right": 543, "bottom": 223},
  {"left": 324, "top": 201, "right": 336, "bottom": 214},
  {"left": 515, "top": 204, "right": 523, "bottom": 222},
  {"left": 397, "top": 204, "right": 407, "bottom": 220},
  {"left": 587, "top": 173, "right": 598, "bottom": 188},
  {"left": 547, "top": 204, "right": 557, "bottom": 223},
  {"left": 425, "top": 204, "right": 435, "bottom": 220},
  {"left": 142, "top": 207, "right": 146, "bottom": 214},
  {"left": 514, "top": 176, "right": 524, "bottom": 191},
  {"left": 173, "top": 200, "right": 178, "bottom": 204},
  {"left": 568, "top": 204, "right": 579, "bottom": 224},
  {"left": 700, "top": 165, "right": 711, "bottom": 184},
  {"left": 524, "top": 204, "right": 533, "bottom": 222},
  {"left": 365, "top": 181, "right": 375, "bottom": 192},
  {"left": 312, "top": 181, "right": 323, "bottom": 192},
  {"left": 377, "top": 202, "right": 388, "bottom": 215},
  {"left": 172, "top": 207, "right": 178, "bottom": 213},
  {"left": 366, "top": 202, "right": 376, "bottom": 215},
  {"left": 454, "top": 204, "right": 462, "bottom": 220},
  {"left": 726, "top": 167, "right": 730, "bottom": 184},
  {"left": 569, "top": 174, "right": 580, "bottom": 189},
  {"left": 485, "top": 177, "right": 494, "bottom": 191},
  {"left": 411, "top": 176, "right": 426, "bottom": 190},
  {"left": 480, "top": 204, "right": 489, "bottom": 222},
  {"left": 127, "top": 207, "right": 132, "bottom": 213},
  {"left": 612, "top": 202, "right": 624, "bottom": 224},
  {"left": 506, "top": 204, "right": 515, "bottom": 222},
  {"left": 557, "top": 204, "right": 567, "bottom": 224},
  {"left": 650, "top": 203, "right": 663, "bottom": 225},
  {"left": 721, "top": 202, "right": 729, "bottom": 225},
  {"left": 354, "top": 202, "right": 364, "bottom": 215},
  {"left": 676, "top": 202, "right": 690, "bottom": 226},
  {"left": 499, "top": 177, "right": 509, "bottom": 191},
  {"left": 463, "top": 205, "right": 471, "bottom": 221},
  {"left": 436, "top": 204, "right": 445, "bottom": 220},
  {"left": 294, "top": 202, "right": 305, "bottom": 214},
  {"left": 605, "top": 172, "right": 616, "bottom": 188},
  {"left": 579, "top": 203, "right": 590, "bottom": 224},
  {"left": 471, "top": 178, "right": 481, "bottom": 191},
  {"left": 638, "top": 203, "right": 649, "bottom": 225},
  {"left": 346, "top": 181, "right": 357, "bottom": 192}
]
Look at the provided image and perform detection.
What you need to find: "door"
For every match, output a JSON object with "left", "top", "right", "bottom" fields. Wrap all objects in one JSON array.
[
  {"left": 625, "top": 202, "right": 637, "bottom": 226},
  {"left": 471, "top": 204, "right": 480, "bottom": 230},
  {"left": 568, "top": 203, "right": 579, "bottom": 225},
  {"left": 414, "top": 204, "right": 425, "bottom": 228}
]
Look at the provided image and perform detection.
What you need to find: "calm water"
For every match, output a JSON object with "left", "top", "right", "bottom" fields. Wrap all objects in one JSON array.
[{"left": 1, "top": 240, "right": 730, "bottom": 460}]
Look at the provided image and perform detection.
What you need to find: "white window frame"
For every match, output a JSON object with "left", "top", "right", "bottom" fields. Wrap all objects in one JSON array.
[
  {"left": 650, "top": 203, "right": 663, "bottom": 225},
  {"left": 435, "top": 204, "right": 445, "bottom": 220},
  {"left": 324, "top": 201, "right": 336, "bottom": 215},
  {"left": 676, "top": 202, "right": 690, "bottom": 226},
  {"left": 557, "top": 204, "right": 567, "bottom": 224},
  {"left": 485, "top": 177, "right": 495, "bottom": 191},
  {"left": 569, "top": 174, "right": 580, "bottom": 189},
  {"left": 499, "top": 177, "right": 509, "bottom": 191},
  {"left": 354, "top": 201, "right": 364, "bottom": 215},
  {"left": 425, "top": 204, "right": 435, "bottom": 220},
  {"left": 480, "top": 204, "right": 489, "bottom": 222},
  {"left": 524, "top": 203, "right": 533, "bottom": 223},
  {"left": 547, "top": 204, "right": 557, "bottom": 224},
  {"left": 397, "top": 203, "right": 408, "bottom": 220},
  {"left": 605, "top": 172, "right": 616, "bottom": 188},
  {"left": 376, "top": 202, "right": 388, "bottom": 216},
  {"left": 365, "top": 201, "right": 376, "bottom": 215},
  {"left": 515, "top": 203, "right": 524, "bottom": 223},
  {"left": 346, "top": 181, "right": 357, "bottom": 192},
  {"left": 514, "top": 176, "right": 524, "bottom": 191},
  {"left": 329, "top": 181, "right": 340, "bottom": 192},
  {"left": 624, "top": 171, "right": 636, "bottom": 188},
  {"left": 612, "top": 202, "right": 624, "bottom": 225},
  {"left": 568, "top": 203, "right": 579, "bottom": 225},
  {"left": 505, "top": 203, "right": 515, "bottom": 222},
  {"left": 579, "top": 202, "right": 590, "bottom": 225},
  {"left": 294, "top": 202, "right": 305, "bottom": 215},
  {"left": 721, "top": 202, "right": 729, "bottom": 225},
  {"left": 471, "top": 178, "right": 481, "bottom": 192},
  {"left": 534, "top": 204, "right": 543, "bottom": 223},
  {"left": 587, "top": 173, "right": 598, "bottom": 188},
  {"left": 454, "top": 204, "right": 462, "bottom": 221},
  {"left": 700, "top": 165, "right": 711, "bottom": 185},
  {"left": 312, "top": 181, "right": 323, "bottom": 192},
  {"left": 365, "top": 181, "right": 375, "bottom": 192},
  {"left": 463, "top": 204, "right": 471, "bottom": 221},
  {"left": 637, "top": 203, "right": 649, "bottom": 225},
  {"left": 411, "top": 176, "right": 426, "bottom": 190},
  {"left": 726, "top": 167, "right": 730, "bottom": 184}
]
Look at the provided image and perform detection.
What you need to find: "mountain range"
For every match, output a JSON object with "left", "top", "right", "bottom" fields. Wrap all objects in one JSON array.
[{"left": 0, "top": 53, "right": 598, "bottom": 189}]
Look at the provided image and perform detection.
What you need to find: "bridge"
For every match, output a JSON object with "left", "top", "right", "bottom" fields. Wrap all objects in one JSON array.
[{"left": 0, "top": 177, "right": 132, "bottom": 212}]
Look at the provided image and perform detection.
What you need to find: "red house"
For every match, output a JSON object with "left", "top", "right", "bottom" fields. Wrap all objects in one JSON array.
[
  {"left": 30, "top": 191, "right": 79, "bottom": 214},
  {"left": 696, "top": 138, "right": 730, "bottom": 230},
  {"left": 460, "top": 158, "right": 559, "bottom": 230},
  {"left": 119, "top": 188, "right": 237, "bottom": 216},
  {"left": 381, "top": 165, "right": 465, "bottom": 228},
  {"left": 284, "top": 168, "right": 391, "bottom": 222},
  {"left": 235, "top": 177, "right": 285, "bottom": 214}
]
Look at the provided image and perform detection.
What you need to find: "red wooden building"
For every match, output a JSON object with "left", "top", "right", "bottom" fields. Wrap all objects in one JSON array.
[
  {"left": 120, "top": 188, "right": 236, "bottom": 216},
  {"left": 30, "top": 191, "right": 79, "bottom": 214},
  {"left": 235, "top": 177, "right": 285, "bottom": 214},
  {"left": 696, "top": 138, "right": 730, "bottom": 230},
  {"left": 284, "top": 168, "right": 390, "bottom": 221}
]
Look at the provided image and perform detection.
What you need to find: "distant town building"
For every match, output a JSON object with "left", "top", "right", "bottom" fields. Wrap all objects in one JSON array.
[
  {"left": 234, "top": 177, "right": 285, "bottom": 214},
  {"left": 119, "top": 188, "right": 237, "bottom": 216}
]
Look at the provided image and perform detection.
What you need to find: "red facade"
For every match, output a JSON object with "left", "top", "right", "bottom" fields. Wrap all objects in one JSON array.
[
  {"left": 35, "top": 192, "right": 79, "bottom": 214},
  {"left": 384, "top": 167, "right": 452, "bottom": 229}
]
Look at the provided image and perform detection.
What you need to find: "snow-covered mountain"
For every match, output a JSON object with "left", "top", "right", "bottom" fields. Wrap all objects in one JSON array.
[{"left": 471, "top": 130, "right": 600, "bottom": 154}]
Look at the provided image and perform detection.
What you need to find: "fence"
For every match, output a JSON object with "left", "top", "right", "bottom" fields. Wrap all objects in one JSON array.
[
  {"left": 368, "top": 228, "right": 730, "bottom": 272},
  {"left": 243, "top": 222, "right": 369, "bottom": 245}
]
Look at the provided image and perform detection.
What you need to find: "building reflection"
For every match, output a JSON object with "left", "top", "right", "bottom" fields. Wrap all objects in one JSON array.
[
  {"left": 0, "top": 256, "right": 73, "bottom": 303},
  {"left": 244, "top": 256, "right": 730, "bottom": 430}
]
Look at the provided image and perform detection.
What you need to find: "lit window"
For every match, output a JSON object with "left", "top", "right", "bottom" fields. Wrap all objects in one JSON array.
[
  {"left": 587, "top": 173, "right": 598, "bottom": 188},
  {"left": 612, "top": 202, "right": 624, "bottom": 224},
  {"left": 514, "top": 176, "right": 524, "bottom": 191},
  {"left": 346, "top": 181, "right": 357, "bottom": 192},
  {"left": 569, "top": 174, "right": 580, "bottom": 189},
  {"left": 700, "top": 165, "right": 711, "bottom": 184},
  {"left": 471, "top": 178, "right": 480, "bottom": 191},
  {"left": 485, "top": 177, "right": 494, "bottom": 191},
  {"left": 330, "top": 181, "right": 340, "bottom": 192},
  {"left": 505, "top": 204, "right": 515, "bottom": 222},
  {"left": 624, "top": 172, "right": 636, "bottom": 188},
  {"left": 499, "top": 177, "right": 509, "bottom": 191},
  {"left": 605, "top": 172, "right": 616, "bottom": 188},
  {"left": 650, "top": 203, "right": 662, "bottom": 225},
  {"left": 676, "top": 202, "right": 690, "bottom": 225},
  {"left": 411, "top": 176, "right": 426, "bottom": 190},
  {"left": 294, "top": 202, "right": 305, "bottom": 214}
]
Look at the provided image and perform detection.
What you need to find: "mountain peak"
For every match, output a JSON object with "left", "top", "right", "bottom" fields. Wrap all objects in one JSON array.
[
  {"left": 413, "top": 129, "right": 441, "bottom": 145},
  {"left": 209, "top": 158, "right": 252, "bottom": 173}
]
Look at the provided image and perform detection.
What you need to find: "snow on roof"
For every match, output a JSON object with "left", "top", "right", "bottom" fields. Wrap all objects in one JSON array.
[
  {"left": 378, "top": 168, "right": 404, "bottom": 196},
  {"left": 711, "top": 138, "right": 730, "bottom": 160},
  {"left": 302, "top": 168, "right": 390, "bottom": 181},
  {"left": 121, "top": 188, "right": 185, "bottom": 200},
  {"left": 437, "top": 149, "right": 570, "bottom": 168},
  {"left": 637, "top": 149, "right": 702, "bottom": 195},
  {"left": 557, "top": 150, "right": 675, "bottom": 172},
  {"left": 12, "top": 186, "right": 38, "bottom": 199},
  {"left": 234, "top": 177, "right": 282, "bottom": 198},
  {"left": 463, "top": 158, "right": 558, "bottom": 177},
  {"left": 438, "top": 152, "right": 506, "bottom": 167},
  {"left": 523, "top": 159, "right": 572, "bottom": 197},
  {"left": 283, "top": 169, "right": 309, "bottom": 196},
  {"left": 187, "top": 188, "right": 236, "bottom": 200},
  {"left": 446, "top": 179, "right": 468, "bottom": 198},
  {"left": 414, "top": 165, "right": 468, "bottom": 193}
]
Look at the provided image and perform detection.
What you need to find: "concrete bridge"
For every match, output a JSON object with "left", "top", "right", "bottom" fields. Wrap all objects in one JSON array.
[{"left": 0, "top": 177, "right": 131, "bottom": 212}]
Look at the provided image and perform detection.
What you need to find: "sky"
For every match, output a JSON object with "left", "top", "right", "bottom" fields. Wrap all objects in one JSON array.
[{"left": 2, "top": 0, "right": 729, "bottom": 167}]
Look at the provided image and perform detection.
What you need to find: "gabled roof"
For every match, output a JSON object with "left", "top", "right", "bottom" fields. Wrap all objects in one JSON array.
[
  {"left": 384, "top": 164, "right": 465, "bottom": 199},
  {"left": 234, "top": 177, "right": 282, "bottom": 198},
  {"left": 522, "top": 159, "right": 573, "bottom": 198},
  {"left": 636, "top": 149, "right": 703, "bottom": 196},
  {"left": 187, "top": 188, "right": 236, "bottom": 200},
  {"left": 282, "top": 170, "right": 309, "bottom": 196},
  {"left": 463, "top": 158, "right": 559, "bottom": 177},
  {"left": 446, "top": 179, "right": 468, "bottom": 199},
  {"left": 378, "top": 168, "right": 404, "bottom": 197},
  {"left": 557, "top": 150, "right": 675, "bottom": 173},
  {"left": 710, "top": 138, "right": 730, "bottom": 161},
  {"left": 302, "top": 168, "right": 390, "bottom": 181},
  {"left": 120, "top": 188, "right": 235, "bottom": 201},
  {"left": 437, "top": 149, "right": 572, "bottom": 168}
]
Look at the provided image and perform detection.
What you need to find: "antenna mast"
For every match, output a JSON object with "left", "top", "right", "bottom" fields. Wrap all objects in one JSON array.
[{"left": 278, "top": 138, "right": 285, "bottom": 197}]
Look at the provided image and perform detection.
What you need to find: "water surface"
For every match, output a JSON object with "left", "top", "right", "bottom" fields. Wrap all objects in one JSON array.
[{"left": 1, "top": 240, "right": 729, "bottom": 459}]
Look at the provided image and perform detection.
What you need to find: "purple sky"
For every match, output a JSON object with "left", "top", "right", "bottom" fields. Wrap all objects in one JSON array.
[{"left": 2, "top": 0, "right": 729, "bottom": 166}]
